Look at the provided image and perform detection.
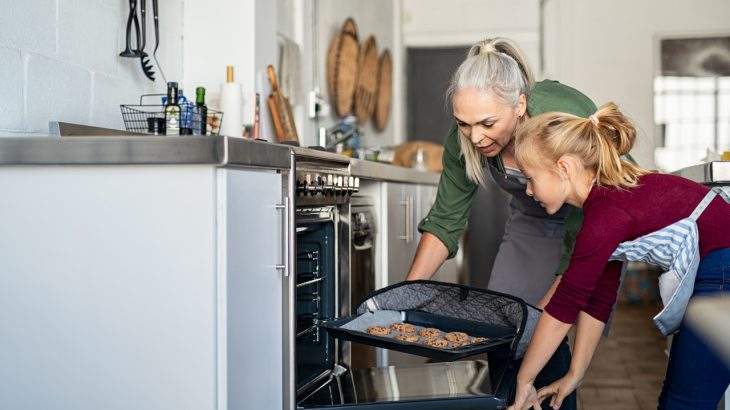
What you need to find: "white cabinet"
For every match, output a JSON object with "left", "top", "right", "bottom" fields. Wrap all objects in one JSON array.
[
  {"left": 0, "top": 165, "right": 285, "bottom": 410},
  {"left": 222, "top": 168, "right": 285, "bottom": 410}
]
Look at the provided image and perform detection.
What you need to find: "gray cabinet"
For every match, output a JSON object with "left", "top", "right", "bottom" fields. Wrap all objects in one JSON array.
[
  {"left": 384, "top": 182, "right": 419, "bottom": 285},
  {"left": 383, "top": 182, "right": 462, "bottom": 286}
]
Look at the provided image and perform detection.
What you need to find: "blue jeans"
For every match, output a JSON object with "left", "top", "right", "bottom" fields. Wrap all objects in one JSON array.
[{"left": 658, "top": 248, "right": 730, "bottom": 409}]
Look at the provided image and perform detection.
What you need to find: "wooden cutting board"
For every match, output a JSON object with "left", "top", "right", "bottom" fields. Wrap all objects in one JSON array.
[{"left": 267, "top": 65, "right": 298, "bottom": 144}]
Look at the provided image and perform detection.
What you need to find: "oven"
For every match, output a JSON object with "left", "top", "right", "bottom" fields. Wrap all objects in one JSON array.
[
  {"left": 296, "top": 206, "right": 338, "bottom": 391},
  {"left": 285, "top": 152, "right": 508, "bottom": 410},
  {"left": 349, "top": 196, "right": 378, "bottom": 369},
  {"left": 284, "top": 153, "right": 355, "bottom": 407}
]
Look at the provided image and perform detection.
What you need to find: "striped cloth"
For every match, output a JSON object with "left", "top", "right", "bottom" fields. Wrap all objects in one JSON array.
[{"left": 608, "top": 187, "right": 730, "bottom": 335}]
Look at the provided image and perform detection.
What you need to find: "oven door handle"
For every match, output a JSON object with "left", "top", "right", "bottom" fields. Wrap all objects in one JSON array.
[{"left": 275, "top": 196, "right": 290, "bottom": 277}]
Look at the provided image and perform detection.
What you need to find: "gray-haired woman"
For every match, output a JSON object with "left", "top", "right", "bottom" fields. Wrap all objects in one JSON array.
[{"left": 406, "top": 38, "right": 599, "bottom": 409}]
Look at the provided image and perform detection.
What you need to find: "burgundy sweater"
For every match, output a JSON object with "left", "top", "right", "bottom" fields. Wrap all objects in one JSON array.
[{"left": 545, "top": 173, "right": 730, "bottom": 324}]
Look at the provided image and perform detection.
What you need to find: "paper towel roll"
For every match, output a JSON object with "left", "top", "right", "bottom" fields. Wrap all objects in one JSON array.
[{"left": 219, "top": 82, "right": 243, "bottom": 138}]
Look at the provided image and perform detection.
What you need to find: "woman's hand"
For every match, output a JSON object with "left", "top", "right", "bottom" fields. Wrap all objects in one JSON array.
[
  {"left": 536, "top": 371, "right": 583, "bottom": 409},
  {"left": 507, "top": 381, "right": 541, "bottom": 410}
]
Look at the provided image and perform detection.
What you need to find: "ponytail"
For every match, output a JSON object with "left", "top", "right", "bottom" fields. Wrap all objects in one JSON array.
[{"left": 515, "top": 102, "right": 649, "bottom": 189}]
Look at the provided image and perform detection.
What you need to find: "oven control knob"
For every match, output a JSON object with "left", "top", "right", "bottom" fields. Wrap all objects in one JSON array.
[
  {"left": 304, "top": 173, "right": 315, "bottom": 195},
  {"left": 325, "top": 174, "right": 335, "bottom": 195},
  {"left": 296, "top": 175, "right": 307, "bottom": 195},
  {"left": 353, "top": 177, "right": 360, "bottom": 192},
  {"left": 331, "top": 175, "right": 338, "bottom": 195},
  {"left": 315, "top": 174, "right": 324, "bottom": 195}
]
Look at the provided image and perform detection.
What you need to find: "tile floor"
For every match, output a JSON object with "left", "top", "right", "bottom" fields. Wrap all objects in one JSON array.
[{"left": 578, "top": 304, "right": 668, "bottom": 409}]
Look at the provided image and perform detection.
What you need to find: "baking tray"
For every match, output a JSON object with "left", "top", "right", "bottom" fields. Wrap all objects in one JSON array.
[{"left": 320, "top": 310, "right": 515, "bottom": 361}]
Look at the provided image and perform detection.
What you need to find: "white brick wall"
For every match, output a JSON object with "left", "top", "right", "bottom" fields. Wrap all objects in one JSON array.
[{"left": 0, "top": 0, "right": 182, "bottom": 135}]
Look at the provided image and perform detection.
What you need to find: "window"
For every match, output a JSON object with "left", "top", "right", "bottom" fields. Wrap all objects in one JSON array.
[{"left": 653, "top": 36, "right": 730, "bottom": 172}]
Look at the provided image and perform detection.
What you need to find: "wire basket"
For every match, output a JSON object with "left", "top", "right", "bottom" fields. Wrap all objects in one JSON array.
[{"left": 120, "top": 94, "right": 223, "bottom": 135}]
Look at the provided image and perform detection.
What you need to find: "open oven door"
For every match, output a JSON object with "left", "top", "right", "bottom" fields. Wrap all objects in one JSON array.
[{"left": 297, "top": 360, "right": 507, "bottom": 410}]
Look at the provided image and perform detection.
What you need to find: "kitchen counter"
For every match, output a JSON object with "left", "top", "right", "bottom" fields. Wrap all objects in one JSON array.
[
  {"left": 0, "top": 135, "right": 440, "bottom": 185},
  {"left": 673, "top": 161, "right": 730, "bottom": 184}
]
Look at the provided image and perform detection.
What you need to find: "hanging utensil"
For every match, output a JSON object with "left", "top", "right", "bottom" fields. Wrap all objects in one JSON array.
[
  {"left": 139, "top": 0, "right": 154, "bottom": 81},
  {"left": 119, "top": 0, "right": 142, "bottom": 58},
  {"left": 151, "top": 0, "right": 166, "bottom": 84}
]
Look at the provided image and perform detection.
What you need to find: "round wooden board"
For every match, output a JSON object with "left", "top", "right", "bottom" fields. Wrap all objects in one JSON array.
[
  {"left": 333, "top": 33, "right": 360, "bottom": 117},
  {"left": 342, "top": 17, "right": 357, "bottom": 36},
  {"left": 354, "top": 35, "right": 379, "bottom": 124},
  {"left": 326, "top": 18, "right": 361, "bottom": 117},
  {"left": 326, "top": 33, "right": 340, "bottom": 107},
  {"left": 374, "top": 49, "right": 392, "bottom": 131}
]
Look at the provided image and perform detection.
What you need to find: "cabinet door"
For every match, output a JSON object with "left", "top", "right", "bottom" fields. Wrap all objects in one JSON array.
[
  {"left": 223, "top": 168, "right": 285, "bottom": 410},
  {"left": 0, "top": 166, "right": 219, "bottom": 410},
  {"left": 385, "top": 182, "right": 418, "bottom": 285}
]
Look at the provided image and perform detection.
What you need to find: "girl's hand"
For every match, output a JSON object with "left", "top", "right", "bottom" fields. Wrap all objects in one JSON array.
[
  {"left": 536, "top": 371, "right": 583, "bottom": 409},
  {"left": 507, "top": 381, "right": 542, "bottom": 410}
]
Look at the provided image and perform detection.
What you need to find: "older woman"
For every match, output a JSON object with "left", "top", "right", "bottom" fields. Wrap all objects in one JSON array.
[{"left": 405, "top": 37, "right": 598, "bottom": 409}]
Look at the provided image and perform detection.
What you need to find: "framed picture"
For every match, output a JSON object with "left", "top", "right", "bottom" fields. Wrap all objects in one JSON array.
[{"left": 660, "top": 35, "right": 730, "bottom": 76}]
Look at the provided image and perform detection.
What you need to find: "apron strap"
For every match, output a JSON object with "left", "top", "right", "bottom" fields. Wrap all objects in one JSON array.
[
  {"left": 689, "top": 189, "right": 718, "bottom": 221},
  {"left": 712, "top": 186, "right": 730, "bottom": 203}
]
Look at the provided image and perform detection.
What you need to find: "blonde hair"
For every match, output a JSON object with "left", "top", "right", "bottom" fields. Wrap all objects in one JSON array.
[
  {"left": 514, "top": 102, "right": 649, "bottom": 188},
  {"left": 447, "top": 37, "right": 535, "bottom": 186}
]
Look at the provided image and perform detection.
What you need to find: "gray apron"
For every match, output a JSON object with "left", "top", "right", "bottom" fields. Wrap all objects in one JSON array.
[{"left": 483, "top": 156, "right": 573, "bottom": 306}]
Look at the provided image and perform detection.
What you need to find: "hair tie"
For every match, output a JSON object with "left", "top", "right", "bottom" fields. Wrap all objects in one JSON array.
[
  {"left": 589, "top": 114, "right": 599, "bottom": 125},
  {"left": 479, "top": 43, "right": 497, "bottom": 55}
]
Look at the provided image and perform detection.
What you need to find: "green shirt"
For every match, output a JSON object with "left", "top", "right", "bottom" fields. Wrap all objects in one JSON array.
[{"left": 417, "top": 80, "right": 596, "bottom": 275}]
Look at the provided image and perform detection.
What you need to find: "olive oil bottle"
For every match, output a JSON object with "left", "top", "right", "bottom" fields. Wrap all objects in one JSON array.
[{"left": 164, "top": 82, "right": 181, "bottom": 136}]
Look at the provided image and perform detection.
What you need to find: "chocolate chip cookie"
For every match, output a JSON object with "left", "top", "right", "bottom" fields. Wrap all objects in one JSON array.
[
  {"left": 395, "top": 333, "right": 419, "bottom": 343},
  {"left": 445, "top": 331, "right": 470, "bottom": 344},
  {"left": 425, "top": 338, "right": 449, "bottom": 348},
  {"left": 367, "top": 326, "right": 391, "bottom": 336},
  {"left": 419, "top": 327, "right": 441, "bottom": 338},
  {"left": 390, "top": 323, "right": 416, "bottom": 334}
]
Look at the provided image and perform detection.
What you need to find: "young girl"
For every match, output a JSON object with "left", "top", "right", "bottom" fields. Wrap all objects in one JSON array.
[{"left": 507, "top": 102, "right": 730, "bottom": 409}]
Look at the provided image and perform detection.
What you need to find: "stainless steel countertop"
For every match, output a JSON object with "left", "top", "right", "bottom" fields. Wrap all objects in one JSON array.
[
  {"left": 0, "top": 135, "right": 440, "bottom": 185},
  {"left": 673, "top": 161, "right": 730, "bottom": 184}
]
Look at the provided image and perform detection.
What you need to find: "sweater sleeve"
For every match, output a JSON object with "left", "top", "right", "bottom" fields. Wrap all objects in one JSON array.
[{"left": 545, "top": 204, "right": 632, "bottom": 324}]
